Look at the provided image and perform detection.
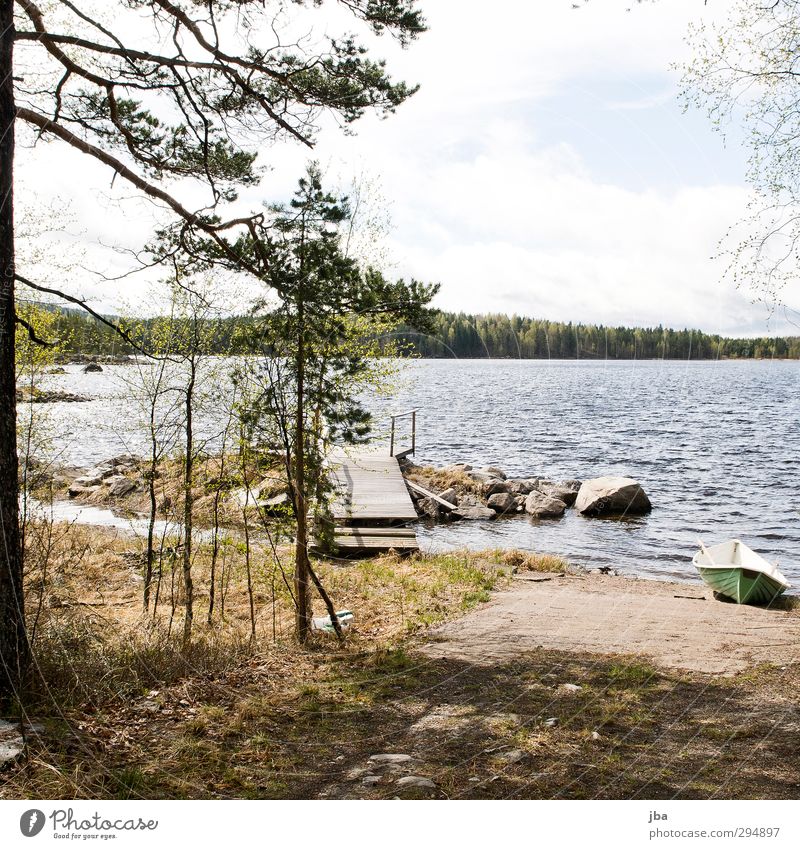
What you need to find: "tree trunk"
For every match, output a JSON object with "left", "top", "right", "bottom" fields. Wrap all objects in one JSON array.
[
  {"left": 0, "top": 1, "right": 28, "bottom": 707},
  {"left": 182, "top": 358, "right": 195, "bottom": 646},
  {"left": 144, "top": 400, "right": 158, "bottom": 612},
  {"left": 293, "top": 298, "right": 311, "bottom": 643}
]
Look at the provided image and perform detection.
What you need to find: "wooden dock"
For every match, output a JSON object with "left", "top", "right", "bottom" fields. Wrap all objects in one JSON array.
[{"left": 322, "top": 447, "right": 419, "bottom": 554}]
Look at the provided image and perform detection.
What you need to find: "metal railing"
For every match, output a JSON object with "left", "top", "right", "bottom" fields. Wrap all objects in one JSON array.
[{"left": 389, "top": 408, "right": 418, "bottom": 458}]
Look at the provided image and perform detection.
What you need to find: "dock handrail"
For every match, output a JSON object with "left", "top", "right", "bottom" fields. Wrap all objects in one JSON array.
[{"left": 389, "top": 408, "right": 418, "bottom": 458}]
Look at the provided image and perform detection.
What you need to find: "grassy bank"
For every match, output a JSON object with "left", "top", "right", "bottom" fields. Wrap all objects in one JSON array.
[{"left": 2, "top": 521, "right": 799, "bottom": 800}]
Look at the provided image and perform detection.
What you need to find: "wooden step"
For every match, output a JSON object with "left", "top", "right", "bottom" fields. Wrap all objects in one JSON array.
[
  {"left": 334, "top": 526, "right": 416, "bottom": 538},
  {"left": 332, "top": 533, "right": 418, "bottom": 550}
]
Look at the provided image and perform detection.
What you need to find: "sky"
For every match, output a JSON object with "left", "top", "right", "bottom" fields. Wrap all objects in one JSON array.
[{"left": 16, "top": 0, "right": 800, "bottom": 336}]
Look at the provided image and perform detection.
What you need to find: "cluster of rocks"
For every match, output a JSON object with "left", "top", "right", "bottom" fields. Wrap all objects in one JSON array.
[
  {"left": 16, "top": 388, "right": 90, "bottom": 403},
  {"left": 68, "top": 455, "right": 140, "bottom": 499},
  {"left": 335, "top": 753, "right": 437, "bottom": 798},
  {"left": 407, "top": 463, "right": 651, "bottom": 522}
]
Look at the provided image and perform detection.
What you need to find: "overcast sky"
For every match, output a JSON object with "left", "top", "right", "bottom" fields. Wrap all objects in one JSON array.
[{"left": 17, "top": 0, "right": 800, "bottom": 336}]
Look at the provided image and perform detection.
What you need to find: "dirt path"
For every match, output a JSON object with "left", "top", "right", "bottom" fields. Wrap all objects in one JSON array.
[{"left": 421, "top": 573, "right": 800, "bottom": 674}]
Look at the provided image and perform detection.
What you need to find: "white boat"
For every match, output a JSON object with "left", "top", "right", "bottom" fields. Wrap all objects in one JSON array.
[{"left": 692, "top": 539, "right": 791, "bottom": 605}]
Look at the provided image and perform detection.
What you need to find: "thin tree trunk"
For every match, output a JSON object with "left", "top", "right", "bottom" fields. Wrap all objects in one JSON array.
[
  {"left": 243, "top": 501, "right": 255, "bottom": 641},
  {"left": 307, "top": 561, "right": 343, "bottom": 641},
  {"left": 0, "top": 3, "right": 28, "bottom": 707},
  {"left": 144, "top": 401, "right": 158, "bottom": 612},
  {"left": 238, "top": 435, "right": 256, "bottom": 640},
  {"left": 182, "top": 358, "right": 195, "bottom": 646},
  {"left": 293, "top": 296, "right": 311, "bottom": 643},
  {"left": 207, "top": 459, "right": 220, "bottom": 625}
]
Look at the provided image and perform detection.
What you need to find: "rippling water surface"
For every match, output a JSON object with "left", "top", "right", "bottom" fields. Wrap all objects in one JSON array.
[{"left": 35, "top": 358, "right": 800, "bottom": 584}]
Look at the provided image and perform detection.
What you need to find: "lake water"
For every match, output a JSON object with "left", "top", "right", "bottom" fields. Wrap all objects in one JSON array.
[{"left": 32, "top": 358, "right": 800, "bottom": 586}]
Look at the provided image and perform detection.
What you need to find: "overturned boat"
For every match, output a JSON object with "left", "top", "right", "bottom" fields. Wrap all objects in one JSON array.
[{"left": 693, "top": 539, "right": 791, "bottom": 605}]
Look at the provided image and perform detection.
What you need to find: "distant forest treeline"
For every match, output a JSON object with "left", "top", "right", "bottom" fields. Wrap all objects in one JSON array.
[
  {"left": 392, "top": 313, "right": 800, "bottom": 359},
  {"left": 33, "top": 304, "right": 800, "bottom": 360}
]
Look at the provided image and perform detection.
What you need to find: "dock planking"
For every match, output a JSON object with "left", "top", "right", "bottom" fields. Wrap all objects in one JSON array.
[{"left": 323, "top": 447, "right": 419, "bottom": 553}]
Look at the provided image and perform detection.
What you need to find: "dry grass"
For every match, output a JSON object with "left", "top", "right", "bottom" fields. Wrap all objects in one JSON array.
[
  {"left": 405, "top": 465, "right": 482, "bottom": 496},
  {"left": 500, "top": 549, "right": 569, "bottom": 574},
  {"left": 3, "top": 521, "right": 799, "bottom": 800}
]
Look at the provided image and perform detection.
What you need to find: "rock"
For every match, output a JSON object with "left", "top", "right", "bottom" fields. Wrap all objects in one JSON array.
[
  {"left": 369, "top": 753, "right": 413, "bottom": 764},
  {"left": 487, "top": 492, "right": 517, "bottom": 515},
  {"left": 591, "top": 731, "right": 602, "bottom": 741},
  {"left": 540, "top": 483, "right": 579, "bottom": 507},
  {"left": 0, "top": 720, "right": 24, "bottom": 769},
  {"left": 457, "top": 493, "right": 482, "bottom": 508},
  {"left": 18, "top": 389, "right": 90, "bottom": 403},
  {"left": 82, "top": 363, "right": 103, "bottom": 373},
  {"left": 483, "top": 479, "right": 513, "bottom": 496},
  {"left": 110, "top": 454, "right": 138, "bottom": 467},
  {"left": 72, "top": 474, "right": 103, "bottom": 488},
  {"left": 48, "top": 366, "right": 67, "bottom": 375},
  {"left": 439, "top": 487, "right": 458, "bottom": 506},
  {"left": 444, "top": 463, "right": 472, "bottom": 473},
  {"left": 68, "top": 484, "right": 101, "bottom": 498},
  {"left": 361, "top": 774, "right": 381, "bottom": 786},
  {"left": 574, "top": 476, "right": 651, "bottom": 516},
  {"left": 483, "top": 466, "right": 506, "bottom": 480},
  {"left": 417, "top": 497, "right": 441, "bottom": 519},
  {"left": 466, "top": 470, "right": 495, "bottom": 484},
  {"left": 497, "top": 749, "right": 527, "bottom": 764},
  {"left": 508, "top": 478, "right": 539, "bottom": 495},
  {"left": 452, "top": 506, "right": 496, "bottom": 521},
  {"left": 261, "top": 492, "right": 289, "bottom": 514},
  {"left": 560, "top": 683, "right": 582, "bottom": 693},
  {"left": 524, "top": 491, "right": 567, "bottom": 518},
  {"left": 108, "top": 476, "right": 136, "bottom": 497},
  {"left": 230, "top": 486, "right": 259, "bottom": 508},
  {"left": 395, "top": 776, "right": 436, "bottom": 790},
  {"left": 544, "top": 717, "right": 558, "bottom": 727}
]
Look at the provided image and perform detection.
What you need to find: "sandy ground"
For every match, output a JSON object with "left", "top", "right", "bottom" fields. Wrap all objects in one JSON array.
[{"left": 421, "top": 572, "right": 800, "bottom": 675}]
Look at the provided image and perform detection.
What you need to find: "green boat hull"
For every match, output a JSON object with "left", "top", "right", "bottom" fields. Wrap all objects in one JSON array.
[{"left": 697, "top": 566, "right": 787, "bottom": 605}]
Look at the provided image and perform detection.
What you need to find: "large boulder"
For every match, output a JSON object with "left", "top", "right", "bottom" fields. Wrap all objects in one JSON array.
[
  {"left": 82, "top": 363, "right": 103, "bottom": 373},
  {"left": 483, "top": 466, "right": 507, "bottom": 480},
  {"left": 524, "top": 491, "right": 567, "bottom": 518},
  {"left": 575, "top": 476, "right": 651, "bottom": 516},
  {"left": 487, "top": 492, "right": 517, "bottom": 515}
]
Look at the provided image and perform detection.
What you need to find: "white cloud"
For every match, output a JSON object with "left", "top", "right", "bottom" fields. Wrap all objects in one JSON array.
[{"left": 15, "top": 0, "right": 794, "bottom": 335}]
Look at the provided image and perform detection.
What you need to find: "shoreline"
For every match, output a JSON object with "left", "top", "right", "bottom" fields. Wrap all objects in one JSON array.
[
  {"left": 422, "top": 569, "right": 800, "bottom": 676},
  {"left": 30, "top": 487, "right": 800, "bottom": 676}
]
